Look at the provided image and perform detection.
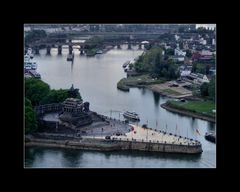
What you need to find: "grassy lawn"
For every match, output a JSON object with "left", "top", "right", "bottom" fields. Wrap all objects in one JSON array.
[
  {"left": 117, "top": 74, "right": 166, "bottom": 91},
  {"left": 167, "top": 100, "right": 216, "bottom": 117}
]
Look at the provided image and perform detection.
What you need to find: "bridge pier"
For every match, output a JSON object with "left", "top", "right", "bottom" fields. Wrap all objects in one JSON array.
[
  {"left": 46, "top": 46, "right": 51, "bottom": 55},
  {"left": 117, "top": 44, "right": 121, "bottom": 49},
  {"left": 58, "top": 45, "right": 62, "bottom": 55},
  {"left": 69, "top": 45, "right": 73, "bottom": 54},
  {"left": 128, "top": 43, "right": 132, "bottom": 49}
]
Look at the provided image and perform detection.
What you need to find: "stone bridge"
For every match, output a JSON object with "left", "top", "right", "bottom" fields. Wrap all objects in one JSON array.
[{"left": 26, "top": 35, "right": 158, "bottom": 55}]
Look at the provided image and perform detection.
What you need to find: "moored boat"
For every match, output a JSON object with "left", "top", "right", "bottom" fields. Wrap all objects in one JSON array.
[
  {"left": 205, "top": 132, "right": 216, "bottom": 143},
  {"left": 123, "top": 111, "right": 140, "bottom": 121}
]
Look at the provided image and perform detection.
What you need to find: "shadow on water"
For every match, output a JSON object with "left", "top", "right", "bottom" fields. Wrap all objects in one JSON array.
[
  {"left": 71, "top": 61, "right": 74, "bottom": 73},
  {"left": 141, "top": 88, "right": 146, "bottom": 95},
  {"left": 86, "top": 150, "right": 202, "bottom": 162},
  {"left": 25, "top": 146, "right": 45, "bottom": 167},
  {"left": 152, "top": 91, "right": 160, "bottom": 106},
  {"left": 61, "top": 148, "right": 83, "bottom": 167},
  {"left": 207, "top": 122, "right": 216, "bottom": 132}
]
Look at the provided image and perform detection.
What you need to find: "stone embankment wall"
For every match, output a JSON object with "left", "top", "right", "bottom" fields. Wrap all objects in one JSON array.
[{"left": 26, "top": 137, "right": 202, "bottom": 154}]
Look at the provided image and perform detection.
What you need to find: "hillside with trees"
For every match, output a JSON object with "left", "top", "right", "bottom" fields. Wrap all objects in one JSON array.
[
  {"left": 134, "top": 46, "right": 179, "bottom": 80},
  {"left": 25, "top": 78, "right": 82, "bottom": 133}
]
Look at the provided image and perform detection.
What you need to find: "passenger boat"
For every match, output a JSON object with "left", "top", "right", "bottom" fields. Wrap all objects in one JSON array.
[
  {"left": 205, "top": 132, "right": 216, "bottom": 143},
  {"left": 31, "top": 61, "right": 37, "bottom": 70},
  {"left": 123, "top": 111, "right": 140, "bottom": 121}
]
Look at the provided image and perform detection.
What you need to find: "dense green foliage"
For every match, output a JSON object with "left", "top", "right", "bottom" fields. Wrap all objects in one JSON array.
[
  {"left": 40, "top": 89, "right": 69, "bottom": 104},
  {"left": 208, "top": 78, "right": 215, "bottom": 101},
  {"left": 134, "top": 46, "right": 179, "bottom": 80},
  {"left": 25, "top": 78, "right": 82, "bottom": 106},
  {"left": 25, "top": 78, "right": 83, "bottom": 133},
  {"left": 40, "top": 89, "right": 82, "bottom": 104},
  {"left": 199, "top": 78, "right": 215, "bottom": 101},
  {"left": 200, "top": 82, "right": 209, "bottom": 97},
  {"left": 186, "top": 49, "right": 192, "bottom": 58},
  {"left": 25, "top": 78, "right": 50, "bottom": 106},
  {"left": 166, "top": 100, "right": 215, "bottom": 117},
  {"left": 192, "top": 62, "right": 214, "bottom": 74},
  {"left": 25, "top": 98, "right": 37, "bottom": 133},
  {"left": 25, "top": 30, "right": 47, "bottom": 44},
  {"left": 165, "top": 48, "right": 174, "bottom": 56}
]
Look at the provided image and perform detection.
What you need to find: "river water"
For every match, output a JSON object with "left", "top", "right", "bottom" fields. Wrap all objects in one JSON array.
[{"left": 25, "top": 45, "right": 216, "bottom": 168}]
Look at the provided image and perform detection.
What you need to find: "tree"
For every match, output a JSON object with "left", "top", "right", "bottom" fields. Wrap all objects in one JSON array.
[
  {"left": 208, "top": 78, "right": 215, "bottom": 101},
  {"left": 179, "top": 42, "right": 183, "bottom": 49},
  {"left": 25, "top": 78, "right": 50, "bottom": 106},
  {"left": 186, "top": 49, "right": 192, "bottom": 58},
  {"left": 205, "top": 64, "right": 210, "bottom": 75},
  {"left": 200, "top": 82, "right": 209, "bottom": 97},
  {"left": 40, "top": 89, "right": 69, "bottom": 104},
  {"left": 25, "top": 98, "right": 37, "bottom": 133},
  {"left": 128, "top": 64, "right": 134, "bottom": 70},
  {"left": 192, "top": 63, "right": 197, "bottom": 73},
  {"left": 166, "top": 48, "right": 174, "bottom": 56}
]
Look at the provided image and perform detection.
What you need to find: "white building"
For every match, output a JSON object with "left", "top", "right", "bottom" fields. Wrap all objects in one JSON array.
[
  {"left": 172, "top": 56, "right": 185, "bottom": 62},
  {"left": 199, "top": 38, "right": 207, "bottom": 45},
  {"left": 175, "top": 34, "right": 180, "bottom": 41},
  {"left": 190, "top": 73, "right": 209, "bottom": 84},
  {"left": 174, "top": 48, "right": 186, "bottom": 57},
  {"left": 201, "top": 50, "right": 213, "bottom": 56},
  {"left": 212, "top": 38, "right": 216, "bottom": 45},
  {"left": 180, "top": 70, "right": 191, "bottom": 77}
]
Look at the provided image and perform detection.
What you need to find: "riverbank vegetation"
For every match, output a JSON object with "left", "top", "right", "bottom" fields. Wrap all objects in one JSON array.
[
  {"left": 165, "top": 100, "right": 216, "bottom": 118},
  {"left": 25, "top": 78, "right": 82, "bottom": 133},
  {"left": 85, "top": 36, "right": 104, "bottom": 56},
  {"left": 25, "top": 98, "right": 37, "bottom": 133},
  {"left": 134, "top": 46, "right": 180, "bottom": 80},
  {"left": 117, "top": 74, "right": 166, "bottom": 91},
  {"left": 117, "top": 46, "right": 180, "bottom": 91}
]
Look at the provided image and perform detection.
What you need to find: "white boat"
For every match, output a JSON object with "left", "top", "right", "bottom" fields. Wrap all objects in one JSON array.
[
  {"left": 24, "top": 63, "right": 32, "bottom": 70},
  {"left": 123, "top": 111, "right": 140, "bottom": 121},
  {"left": 31, "top": 61, "right": 37, "bottom": 70},
  {"left": 96, "top": 50, "right": 103, "bottom": 54},
  {"left": 27, "top": 48, "right": 32, "bottom": 55},
  {"left": 24, "top": 55, "right": 30, "bottom": 61},
  {"left": 24, "top": 55, "right": 37, "bottom": 70}
]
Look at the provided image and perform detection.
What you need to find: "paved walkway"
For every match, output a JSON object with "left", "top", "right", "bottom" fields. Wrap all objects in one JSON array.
[{"left": 88, "top": 124, "right": 200, "bottom": 146}]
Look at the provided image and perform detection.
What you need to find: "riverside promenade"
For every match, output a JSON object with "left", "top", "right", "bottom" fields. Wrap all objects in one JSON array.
[{"left": 26, "top": 124, "right": 202, "bottom": 154}]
